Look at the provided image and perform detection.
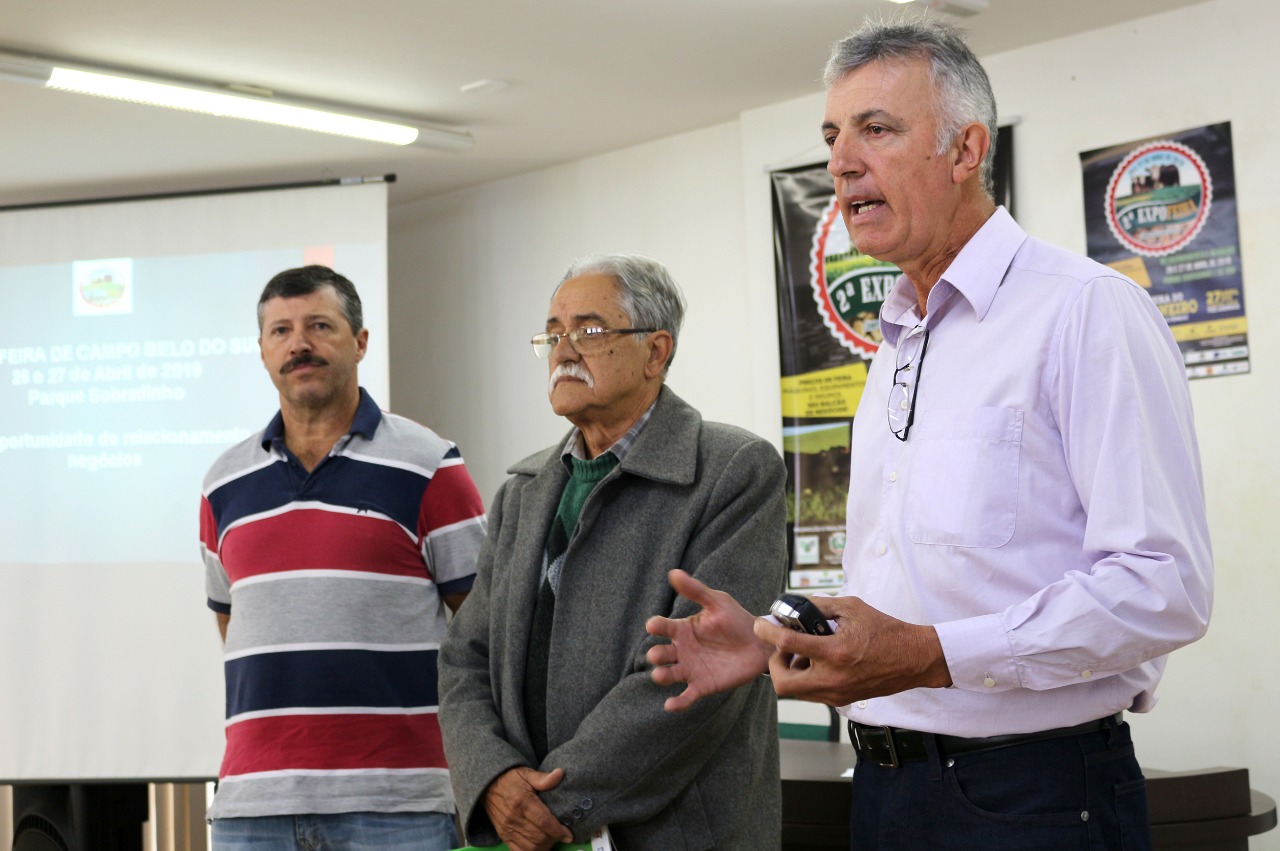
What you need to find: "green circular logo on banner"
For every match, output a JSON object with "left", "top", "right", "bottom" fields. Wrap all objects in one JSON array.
[{"left": 809, "top": 197, "right": 895, "bottom": 358}]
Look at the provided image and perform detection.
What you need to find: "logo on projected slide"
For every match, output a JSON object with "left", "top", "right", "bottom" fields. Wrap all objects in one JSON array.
[
  {"left": 809, "top": 196, "right": 894, "bottom": 360},
  {"left": 1105, "top": 140, "right": 1213, "bottom": 257},
  {"left": 72, "top": 258, "right": 134, "bottom": 316}
]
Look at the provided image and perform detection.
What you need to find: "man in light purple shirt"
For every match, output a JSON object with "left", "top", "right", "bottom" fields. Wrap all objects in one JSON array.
[{"left": 646, "top": 15, "right": 1211, "bottom": 850}]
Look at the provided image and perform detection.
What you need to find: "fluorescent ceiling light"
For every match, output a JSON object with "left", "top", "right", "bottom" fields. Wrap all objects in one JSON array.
[
  {"left": 47, "top": 68, "right": 422, "bottom": 146},
  {"left": 0, "top": 49, "right": 474, "bottom": 152},
  {"left": 882, "top": 0, "right": 989, "bottom": 14}
]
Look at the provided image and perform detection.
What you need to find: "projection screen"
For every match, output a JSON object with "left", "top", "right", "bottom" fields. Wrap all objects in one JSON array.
[{"left": 0, "top": 180, "right": 390, "bottom": 780}]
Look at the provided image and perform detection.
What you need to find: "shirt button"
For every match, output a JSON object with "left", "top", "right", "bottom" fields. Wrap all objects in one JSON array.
[
  {"left": 581, "top": 798, "right": 593, "bottom": 810},
  {"left": 571, "top": 808, "right": 583, "bottom": 819},
  {"left": 983, "top": 676, "right": 997, "bottom": 688},
  {"left": 899, "top": 399, "right": 910, "bottom": 410},
  {"left": 1081, "top": 669, "right": 1093, "bottom": 679},
  {"left": 856, "top": 700, "right": 869, "bottom": 709},
  {"left": 889, "top": 471, "right": 898, "bottom": 482},
  {"left": 876, "top": 543, "right": 887, "bottom": 556}
]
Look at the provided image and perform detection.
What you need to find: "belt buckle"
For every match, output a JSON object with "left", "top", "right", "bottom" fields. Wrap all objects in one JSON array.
[{"left": 854, "top": 724, "right": 900, "bottom": 768}]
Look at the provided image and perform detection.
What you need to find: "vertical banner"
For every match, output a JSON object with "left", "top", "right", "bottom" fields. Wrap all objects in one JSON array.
[
  {"left": 772, "top": 164, "right": 895, "bottom": 589},
  {"left": 1081, "top": 122, "right": 1248, "bottom": 378},
  {"left": 772, "top": 131, "right": 1011, "bottom": 587}
]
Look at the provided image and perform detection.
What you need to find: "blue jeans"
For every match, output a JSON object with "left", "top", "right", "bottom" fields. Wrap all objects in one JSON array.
[
  {"left": 850, "top": 719, "right": 1151, "bottom": 849},
  {"left": 212, "top": 811, "right": 460, "bottom": 851}
]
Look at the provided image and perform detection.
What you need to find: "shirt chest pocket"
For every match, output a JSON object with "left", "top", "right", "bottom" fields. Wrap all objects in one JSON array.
[{"left": 904, "top": 407, "right": 1023, "bottom": 548}]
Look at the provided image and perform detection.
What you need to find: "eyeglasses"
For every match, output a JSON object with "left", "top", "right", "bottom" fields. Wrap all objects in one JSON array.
[
  {"left": 887, "top": 324, "right": 930, "bottom": 441},
  {"left": 530, "top": 326, "right": 657, "bottom": 359}
]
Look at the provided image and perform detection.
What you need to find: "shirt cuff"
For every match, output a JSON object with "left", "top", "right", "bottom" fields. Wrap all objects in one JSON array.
[{"left": 934, "top": 613, "right": 1020, "bottom": 693}]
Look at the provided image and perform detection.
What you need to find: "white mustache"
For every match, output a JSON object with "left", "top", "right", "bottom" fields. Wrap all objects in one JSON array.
[{"left": 549, "top": 362, "right": 594, "bottom": 394}]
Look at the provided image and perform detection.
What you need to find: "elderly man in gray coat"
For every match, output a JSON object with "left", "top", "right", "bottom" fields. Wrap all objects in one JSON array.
[{"left": 438, "top": 253, "right": 787, "bottom": 851}]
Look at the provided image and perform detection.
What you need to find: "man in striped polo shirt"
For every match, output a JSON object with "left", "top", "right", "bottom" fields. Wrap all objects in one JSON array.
[{"left": 199, "top": 265, "right": 487, "bottom": 850}]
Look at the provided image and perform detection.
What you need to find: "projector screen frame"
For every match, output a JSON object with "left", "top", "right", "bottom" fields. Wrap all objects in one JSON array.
[{"left": 0, "top": 177, "right": 393, "bottom": 784}]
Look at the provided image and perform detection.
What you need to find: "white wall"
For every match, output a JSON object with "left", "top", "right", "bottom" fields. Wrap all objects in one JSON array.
[
  {"left": 388, "top": 119, "right": 761, "bottom": 501},
  {"left": 390, "top": 0, "right": 1279, "bottom": 844}
]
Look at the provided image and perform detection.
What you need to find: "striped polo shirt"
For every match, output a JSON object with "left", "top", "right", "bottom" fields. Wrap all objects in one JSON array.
[{"left": 199, "top": 388, "right": 487, "bottom": 818}]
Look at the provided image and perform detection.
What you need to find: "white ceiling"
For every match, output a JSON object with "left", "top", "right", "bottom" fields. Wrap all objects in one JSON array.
[{"left": 0, "top": 0, "right": 1210, "bottom": 210}]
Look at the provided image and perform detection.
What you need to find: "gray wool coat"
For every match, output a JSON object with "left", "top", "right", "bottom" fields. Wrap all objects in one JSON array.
[{"left": 438, "top": 386, "right": 787, "bottom": 850}]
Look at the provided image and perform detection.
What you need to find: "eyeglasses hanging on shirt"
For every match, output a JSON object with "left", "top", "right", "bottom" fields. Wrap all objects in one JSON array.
[{"left": 887, "top": 324, "right": 930, "bottom": 441}]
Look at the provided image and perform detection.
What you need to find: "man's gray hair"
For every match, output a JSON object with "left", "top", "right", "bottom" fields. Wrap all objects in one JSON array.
[
  {"left": 823, "top": 15, "right": 997, "bottom": 198},
  {"left": 558, "top": 253, "right": 687, "bottom": 371}
]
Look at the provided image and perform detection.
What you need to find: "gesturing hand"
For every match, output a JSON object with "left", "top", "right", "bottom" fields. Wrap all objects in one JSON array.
[
  {"left": 645, "top": 569, "right": 773, "bottom": 711},
  {"left": 482, "top": 766, "right": 574, "bottom": 851}
]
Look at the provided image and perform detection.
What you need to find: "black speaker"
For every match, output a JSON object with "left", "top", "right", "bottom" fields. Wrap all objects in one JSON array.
[{"left": 12, "top": 784, "right": 148, "bottom": 851}]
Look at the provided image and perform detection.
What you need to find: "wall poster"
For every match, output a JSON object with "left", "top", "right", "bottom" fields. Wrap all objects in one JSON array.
[{"left": 1080, "top": 122, "right": 1248, "bottom": 378}]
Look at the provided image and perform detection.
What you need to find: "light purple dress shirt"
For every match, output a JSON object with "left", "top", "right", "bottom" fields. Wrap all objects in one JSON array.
[{"left": 839, "top": 207, "right": 1213, "bottom": 737}]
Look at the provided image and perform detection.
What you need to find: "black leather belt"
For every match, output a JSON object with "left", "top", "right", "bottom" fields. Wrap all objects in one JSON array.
[{"left": 848, "top": 713, "right": 1122, "bottom": 768}]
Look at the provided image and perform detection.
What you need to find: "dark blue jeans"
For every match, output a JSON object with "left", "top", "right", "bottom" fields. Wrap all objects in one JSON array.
[{"left": 850, "top": 719, "right": 1151, "bottom": 850}]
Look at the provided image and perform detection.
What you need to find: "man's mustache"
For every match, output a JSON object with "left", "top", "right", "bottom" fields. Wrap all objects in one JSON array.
[
  {"left": 549, "top": 362, "right": 594, "bottom": 394},
  {"left": 281, "top": 353, "right": 329, "bottom": 374}
]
